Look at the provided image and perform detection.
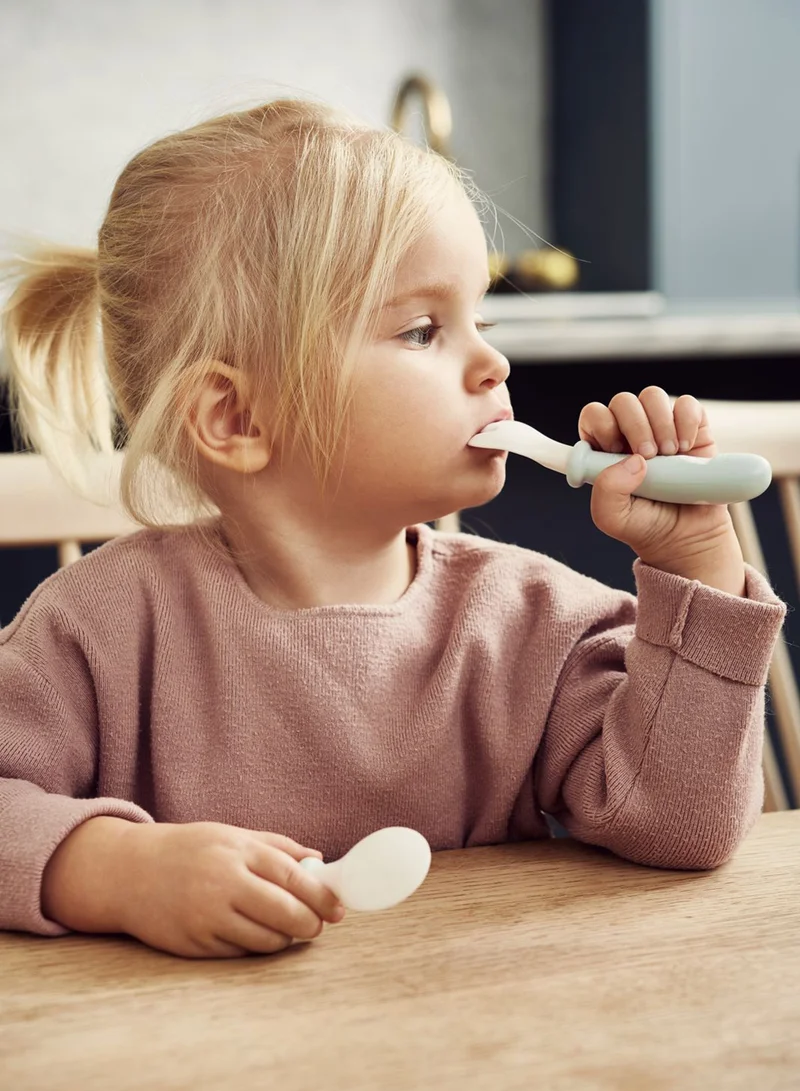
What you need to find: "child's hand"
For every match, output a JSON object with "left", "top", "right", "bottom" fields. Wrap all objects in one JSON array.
[
  {"left": 41, "top": 817, "right": 340, "bottom": 958},
  {"left": 578, "top": 386, "right": 745, "bottom": 594},
  {"left": 111, "top": 821, "right": 345, "bottom": 958}
]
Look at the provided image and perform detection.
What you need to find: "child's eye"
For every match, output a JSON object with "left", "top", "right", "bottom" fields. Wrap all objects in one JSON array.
[
  {"left": 398, "top": 320, "right": 496, "bottom": 348},
  {"left": 399, "top": 324, "right": 440, "bottom": 348}
]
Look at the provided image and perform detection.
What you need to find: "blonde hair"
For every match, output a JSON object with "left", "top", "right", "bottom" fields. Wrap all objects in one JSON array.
[{"left": 1, "top": 99, "right": 470, "bottom": 525}]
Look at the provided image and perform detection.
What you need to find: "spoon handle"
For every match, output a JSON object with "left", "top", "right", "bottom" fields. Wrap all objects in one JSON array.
[
  {"left": 566, "top": 441, "right": 772, "bottom": 505},
  {"left": 299, "top": 856, "right": 327, "bottom": 876}
]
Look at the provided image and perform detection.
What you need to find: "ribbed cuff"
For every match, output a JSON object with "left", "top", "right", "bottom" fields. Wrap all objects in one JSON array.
[
  {"left": 7, "top": 793, "right": 153, "bottom": 937},
  {"left": 633, "top": 561, "right": 786, "bottom": 686}
]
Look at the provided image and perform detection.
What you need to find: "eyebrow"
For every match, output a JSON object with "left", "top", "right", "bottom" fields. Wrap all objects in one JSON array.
[{"left": 384, "top": 278, "right": 491, "bottom": 309}]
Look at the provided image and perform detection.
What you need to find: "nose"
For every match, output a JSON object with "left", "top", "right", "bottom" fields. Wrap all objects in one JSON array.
[{"left": 465, "top": 337, "right": 510, "bottom": 393}]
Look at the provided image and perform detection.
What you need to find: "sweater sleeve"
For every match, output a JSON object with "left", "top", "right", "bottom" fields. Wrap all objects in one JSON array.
[
  {"left": 533, "top": 561, "right": 787, "bottom": 870},
  {"left": 0, "top": 614, "right": 152, "bottom": 937}
]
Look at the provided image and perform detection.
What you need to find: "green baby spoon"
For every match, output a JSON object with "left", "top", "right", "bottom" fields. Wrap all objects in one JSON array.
[{"left": 468, "top": 420, "right": 772, "bottom": 505}]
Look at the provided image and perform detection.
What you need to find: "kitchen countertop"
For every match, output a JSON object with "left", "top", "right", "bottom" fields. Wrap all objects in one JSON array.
[
  {"left": 1, "top": 294, "right": 798, "bottom": 368},
  {"left": 481, "top": 293, "right": 800, "bottom": 360}
]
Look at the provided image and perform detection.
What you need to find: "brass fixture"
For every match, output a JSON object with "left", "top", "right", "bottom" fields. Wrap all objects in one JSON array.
[
  {"left": 389, "top": 72, "right": 579, "bottom": 292},
  {"left": 389, "top": 73, "right": 453, "bottom": 158},
  {"left": 511, "top": 248, "right": 579, "bottom": 292},
  {"left": 488, "top": 246, "right": 579, "bottom": 293}
]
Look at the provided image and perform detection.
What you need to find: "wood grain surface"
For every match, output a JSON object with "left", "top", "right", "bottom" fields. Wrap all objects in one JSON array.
[{"left": 1, "top": 812, "right": 798, "bottom": 1091}]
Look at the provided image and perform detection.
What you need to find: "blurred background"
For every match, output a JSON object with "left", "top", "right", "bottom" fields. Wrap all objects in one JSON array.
[
  {"left": 0, "top": 0, "right": 546, "bottom": 260},
  {"left": 2, "top": 0, "right": 799, "bottom": 617},
  {"left": 4, "top": 0, "right": 800, "bottom": 300}
]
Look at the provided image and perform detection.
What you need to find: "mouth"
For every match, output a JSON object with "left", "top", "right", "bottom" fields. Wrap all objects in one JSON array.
[
  {"left": 472, "top": 407, "right": 513, "bottom": 440},
  {"left": 489, "top": 408, "right": 514, "bottom": 426},
  {"left": 466, "top": 409, "right": 513, "bottom": 456}
]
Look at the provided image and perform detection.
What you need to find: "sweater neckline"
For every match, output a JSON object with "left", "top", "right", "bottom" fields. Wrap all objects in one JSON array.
[{"left": 204, "top": 521, "right": 436, "bottom": 620}]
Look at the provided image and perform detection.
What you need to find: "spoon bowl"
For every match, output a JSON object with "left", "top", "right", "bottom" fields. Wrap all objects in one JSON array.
[{"left": 299, "top": 827, "right": 432, "bottom": 912}]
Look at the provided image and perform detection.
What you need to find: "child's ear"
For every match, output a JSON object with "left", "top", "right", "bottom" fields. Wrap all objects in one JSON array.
[{"left": 186, "top": 362, "right": 270, "bottom": 474}]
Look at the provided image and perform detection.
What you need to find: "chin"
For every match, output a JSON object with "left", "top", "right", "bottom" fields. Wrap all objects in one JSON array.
[
  {"left": 462, "top": 476, "right": 506, "bottom": 511},
  {"left": 468, "top": 454, "right": 507, "bottom": 502},
  {"left": 432, "top": 460, "right": 507, "bottom": 519}
]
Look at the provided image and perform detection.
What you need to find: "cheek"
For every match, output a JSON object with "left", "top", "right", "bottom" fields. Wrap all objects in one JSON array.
[
  {"left": 344, "top": 350, "right": 469, "bottom": 468},
  {"left": 342, "top": 408, "right": 463, "bottom": 483},
  {"left": 351, "top": 374, "right": 443, "bottom": 439}
]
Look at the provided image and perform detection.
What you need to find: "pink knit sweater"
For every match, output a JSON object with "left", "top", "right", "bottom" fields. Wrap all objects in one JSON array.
[{"left": 0, "top": 522, "right": 786, "bottom": 936}]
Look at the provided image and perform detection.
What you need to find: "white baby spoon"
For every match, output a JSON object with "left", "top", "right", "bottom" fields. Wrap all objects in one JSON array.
[
  {"left": 468, "top": 419, "right": 772, "bottom": 505},
  {"left": 298, "top": 826, "right": 432, "bottom": 912}
]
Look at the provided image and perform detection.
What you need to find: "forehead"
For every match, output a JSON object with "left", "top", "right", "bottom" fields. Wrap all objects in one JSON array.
[{"left": 391, "top": 194, "right": 488, "bottom": 294}]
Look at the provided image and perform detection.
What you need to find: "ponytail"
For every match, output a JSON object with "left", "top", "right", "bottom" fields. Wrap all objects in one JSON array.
[
  {"left": 1, "top": 244, "right": 115, "bottom": 491},
  {"left": 1, "top": 98, "right": 467, "bottom": 526}
]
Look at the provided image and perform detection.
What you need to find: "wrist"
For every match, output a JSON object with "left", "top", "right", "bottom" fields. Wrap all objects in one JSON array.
[
  {"left": 639, "top": 535, "right": 746, "bottom": 596},
  {"left": 41, "top": 816, "right": 144, "bottom": 933}
]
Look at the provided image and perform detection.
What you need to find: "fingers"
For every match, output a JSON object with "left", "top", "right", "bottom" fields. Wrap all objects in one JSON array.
[
  {"left": 254, "top": 831, "right": 323, "bottom": 861},
  {"left": 589, "top": 454, "right": 648, "bottom": 540},
  {"left": 212, "top": 913, "right": 295, "bottom": 957},
  {"left": 245, "top": 843, "right": 345, "bottom": 936},
  {"left": 578, "top": 402, "right": 625, "bottom": 453},
  {"left": 581, "top": 388, "right": 712, "bottom": 459},
  {"left": 672, "top": 394, "right": 701, "bottom": 452},
  {"left": 235, "top": 876, "right": 323, "bottom": 942},
  {"left": 673, "top": 395, "right": 715, "bottom": 456},
  {"left": 606, "top": 389, "right": 672, "bottom": 457},
  {"left": 636, "top": 387, "right": 677, "bottom": 454},
  {"left": 185, "top": 916, "right": 294, "bottom": 959},
  {"left": 581, "top": 392, "right": 663, "bottom": 457}
]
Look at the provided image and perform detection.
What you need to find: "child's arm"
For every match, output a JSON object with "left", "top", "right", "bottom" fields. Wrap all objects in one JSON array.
[
  {"left": 0, "top": 604, "right": 343, "bottom": 955},
  {"left": 534, "top": 558, "right": 784, "bottom": 869},
  {"left": 0, "top": 635, "right": 153, "bottom": 935},
  {"left": 534, "top": 387, "right": 786, "bottom": 868},
  {"left": 41, "top": 815, "right": 344, "bottom": 958}
]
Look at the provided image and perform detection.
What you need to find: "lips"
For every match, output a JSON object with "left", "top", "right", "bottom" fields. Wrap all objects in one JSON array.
[
  {"left": 467, "top": 407, "right": 513, "bottom": 449},
  {"left": 478, "top": 407, "right": 513, "bottom": 432}
]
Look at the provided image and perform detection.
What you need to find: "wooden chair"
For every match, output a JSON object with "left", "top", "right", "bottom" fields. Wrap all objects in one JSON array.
[
  {"left": 0, "top": 452, "right": 138, "bottom": 568},
  {"left": 701, "top": 400, "right": 800, "bottom": 812}
]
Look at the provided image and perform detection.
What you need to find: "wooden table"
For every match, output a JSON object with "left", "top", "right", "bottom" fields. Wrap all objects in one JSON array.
[{"left": 1, "top": 812, "right": 798, "bottom": 1091}]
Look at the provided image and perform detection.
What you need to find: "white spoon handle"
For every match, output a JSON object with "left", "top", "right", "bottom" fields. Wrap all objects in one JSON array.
[
  {"left": 567, "top": 441, "right": 772, "bottom": 505},
  {"left": 469, "top": 422, "right": 772, "bottom": 505}
]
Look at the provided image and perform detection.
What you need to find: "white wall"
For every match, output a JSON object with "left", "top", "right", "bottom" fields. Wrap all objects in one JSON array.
[{"left": 0, "top": 0, "right": 546, "bottom": 253}]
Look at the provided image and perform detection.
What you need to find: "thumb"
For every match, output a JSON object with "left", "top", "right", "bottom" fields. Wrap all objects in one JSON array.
[{"left": 590, "top": 453, "right": 648, "bottom": 538}]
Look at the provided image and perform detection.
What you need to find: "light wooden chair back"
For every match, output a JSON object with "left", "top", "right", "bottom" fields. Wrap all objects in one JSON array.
[
  {"left": 701, "top": 400, "right": 800, "bottom": 812},
  {"left": 0, "top": 452, "right": 139, "bottom": 568}
]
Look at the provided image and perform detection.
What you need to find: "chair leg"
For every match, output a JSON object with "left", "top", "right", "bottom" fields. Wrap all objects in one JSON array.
[
  {"left": 763, "top": 730, "right": 789, "bottom": 812},
  {"left": 435, "top": 512, "right": 461, "bottom": 533},
  {"left": 764, "top": 639, "right": 800, "bottom": 808},
  {"left": 730, "top": 500, "right": 800, "bottom": 808},
  {"left": 57, "top": 541, "right": 82, "bottom": 568},
  {"left": 777, "top": 478, "right": 800, "bottom": 596}
]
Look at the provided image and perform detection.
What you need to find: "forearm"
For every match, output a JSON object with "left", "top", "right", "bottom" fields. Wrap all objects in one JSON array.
[
  {"left": 537, "top": 561, "right": 785, "bottom": 869},
  {"left": 41, "top": 816, "right": 139, "bottom": 933},
  {"left": 553, "top": 649, "right": 766, "bottom": 868}
]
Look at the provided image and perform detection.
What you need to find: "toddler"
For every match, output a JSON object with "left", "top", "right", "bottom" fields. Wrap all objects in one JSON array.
[{"left": 0, "top": 99, "right": 786, "bottom": 958}]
